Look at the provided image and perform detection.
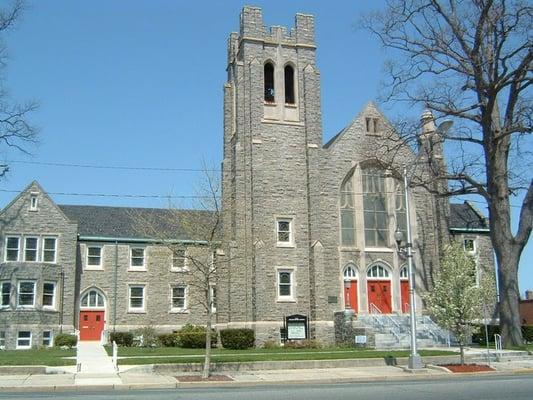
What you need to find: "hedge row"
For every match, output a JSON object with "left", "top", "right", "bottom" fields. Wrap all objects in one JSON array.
[
  {"left": 471, "top": 325, "right": 533, "bottom": 344},
  {"left": 109, "top": 326, "right": 256, "bottom": 349},
  {"left": 54, "top": 333, "right": 77, "bottom": 348}
]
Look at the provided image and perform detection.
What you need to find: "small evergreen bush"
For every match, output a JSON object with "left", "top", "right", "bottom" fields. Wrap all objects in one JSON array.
[
  {"left": 177, "top": 324, "right": 217, "bottom": 348},
  {"left": 133, "top": 326, "right": 158, "bottom": 347},
  {"left": 220, "top": 328, "right": 255, "bottom": 349},
  {"left": 522, "top": 325, "right": 533, "bottom": 343},
  {"left": 158, "top": 333, "right": 180, "bottom": 347},
  {"left": 110, "top": 331, "right": 134, "bottom": 347},
  {"left": 54, "top": 334, "right": 77, "bottom": 348}
]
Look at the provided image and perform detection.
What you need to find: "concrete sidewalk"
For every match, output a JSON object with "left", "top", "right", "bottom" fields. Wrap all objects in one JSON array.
[{"left": 1, "top": 359, "right": 533, "bottom": 392}]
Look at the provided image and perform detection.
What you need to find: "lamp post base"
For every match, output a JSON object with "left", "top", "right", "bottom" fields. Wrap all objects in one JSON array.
[{"left": 408, "top": 354, "right": 424, "bottom": 369}]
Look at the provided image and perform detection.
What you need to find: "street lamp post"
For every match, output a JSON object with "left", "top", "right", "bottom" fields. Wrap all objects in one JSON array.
[{"left": 395, "top": 167, "right": 423, "bottom": 369}]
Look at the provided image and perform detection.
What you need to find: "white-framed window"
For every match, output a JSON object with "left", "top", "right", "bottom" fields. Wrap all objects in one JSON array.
[
  {"left": 5, "top": 236, "right": 20, "bottom": 261},
  {"left": 42, "top": 282, "right": 56, "bottom": 309},
  {"left": 1, "top": 281, "right": 11, "bottom": 307},
  {"left": 343, "top": 264, "right": 358, "bottom": 280},
  {"left": 171, "top": 249, "right": 187, "bottom": 271},
  {"left": 29, "top": 192, "right": 39, "bottom": 211},
  {"left": 276, "top": 218, "right": 294, "bottom": 247},
  {"left": 130, "top": 247, "right": 145, "bottom": 269},
  {"left": 42, "top": 330, "right": 53, "bottom": 347},
  {"left": 86, "top": 246, "right": 103, "bottom": 268},
  {"left": 463, "top": 238, "right": 476, "bottom": 253},
  {"left": 16, "top": 331, "right": 32, "bottom": 349},
  {"left": 24, "top": 237, "right": 39, "bottom": 262},
  {"left": 128, "top": 285, "right": 145, "bottom": 312},
  {"left": 0, "top": 331, "right": 5, "bottom": 349},
  {"left": 42, "top": 237, "right": 57, "bottom": 263},
  {"left": 400, "top": 265, "right": 408, "bottom": 279},
  {"left": 80, "top": 289, "right": 105, "bottom": 308},
  {"left": 170, "top": 285, "right": 187, "bottom": 311},
  {"left": 18, "top": 281, "right": 36, "bottom": 307},
  {"left": 277, "top": 268, "right": 295, "bottom": 301}
]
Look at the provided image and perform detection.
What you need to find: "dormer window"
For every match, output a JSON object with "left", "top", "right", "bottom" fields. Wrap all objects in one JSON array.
[
  {"left": 284, "top": 64, "right": 295, "bottom": 104},
  {"left": 264, "top": 62, "right": 275, "bottom": 103},
  {"left": 29, "top": 193, "right": 38, "bottom": 211}
]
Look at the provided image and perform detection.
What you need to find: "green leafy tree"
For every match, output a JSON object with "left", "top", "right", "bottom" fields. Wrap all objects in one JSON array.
[{"left": 425, "top": 242, "right": 496, "bottom": 364}]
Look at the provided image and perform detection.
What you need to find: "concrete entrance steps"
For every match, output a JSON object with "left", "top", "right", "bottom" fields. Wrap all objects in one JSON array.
[
  {"left": 75, "top": 341, "right": 120, "bottom": 386},
  {"left": 469, "top": 350, "right": 533, "bottom": 363}
]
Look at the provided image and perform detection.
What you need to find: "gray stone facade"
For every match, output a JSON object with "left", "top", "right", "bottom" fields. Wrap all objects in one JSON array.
[{"left": 218, "top": 7, "right": 496, "bottom": 344}]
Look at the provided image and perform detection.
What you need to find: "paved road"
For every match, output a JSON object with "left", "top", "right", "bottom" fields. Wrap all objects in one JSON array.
[{"left": 1, "top": 374, "right": 532, "bottom": 400}]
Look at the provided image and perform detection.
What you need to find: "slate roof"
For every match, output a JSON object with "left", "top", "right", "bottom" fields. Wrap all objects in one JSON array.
[
  {"left": 58, "top": 205, "right": 216, "bottom": 241},
  {"left": 449, "top": 202, "right": 489, "bottom": 231}
]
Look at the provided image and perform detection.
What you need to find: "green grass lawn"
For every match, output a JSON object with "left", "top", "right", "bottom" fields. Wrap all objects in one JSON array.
[
  {"left": 0, "top": 348, "right": 76, "bottom": 366},
  {"left": 105, "top": 346, "right": 455, "bottom": 365}
]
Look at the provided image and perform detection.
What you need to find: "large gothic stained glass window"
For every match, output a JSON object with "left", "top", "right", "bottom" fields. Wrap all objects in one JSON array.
[
  {"left": 395, "top": 179, "right": 407, "bottom": 239},
  {"left": 362, "top": 168, "right": 388, "bottom": 247},
  {"left": 340, "top": 171, "right": 356, "bottom": 246}
]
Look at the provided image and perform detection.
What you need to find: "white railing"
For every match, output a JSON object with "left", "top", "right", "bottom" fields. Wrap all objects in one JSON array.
[
  {"left": 112, "top": 340, "right": 118, "bottom": 371},
  {"left": 494, "top": 334, "right": 503, "bottom": 359},
  {"left": 369, "top": 303, "right": 382, "bottom": 314},
  {"left": 100, "top": 329, "right": 109, "bottom": 345}
]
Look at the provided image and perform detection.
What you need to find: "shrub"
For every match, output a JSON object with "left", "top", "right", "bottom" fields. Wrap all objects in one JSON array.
[
  {"left": 262, "top": 339, "right": 280, "bottom": 349},
  {"left": 220, "top": 328, "right": 255, "bottom": 349},
  {"left": 110, "top": 331, "right": 134, "bottom": 347},
  {"left": 284, "top": 339, "right": 323, "bottom": 349},
  {"left": 471, "top": 325, "right": 500, "bottom": 345},
  {"left": 522, "top": 325, "right": 533, "bottom": 343},
  {"left": 54, "top": 334, "right": 77, "bottom": 348},
  {"left": 178, "top": 324, "right": 217, "bottom": 348},
  {"left": 133, "top": 326, "right": 158, "bottom": 347},
  {"left": 158, "top": 333, "right": 180, "bottom": 347}
]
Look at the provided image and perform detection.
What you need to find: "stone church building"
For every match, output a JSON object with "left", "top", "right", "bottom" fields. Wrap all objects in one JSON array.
[{"left": 0, "top": 7, "right": 494, "bottom": 349}]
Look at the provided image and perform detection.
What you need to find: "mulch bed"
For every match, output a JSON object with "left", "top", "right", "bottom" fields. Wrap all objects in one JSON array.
[
  {"left": 440, "top": 364, "right": 495, "bottom": 373},
  {"left": 176, "top": 374, "right": 234, "bottom": 382}
]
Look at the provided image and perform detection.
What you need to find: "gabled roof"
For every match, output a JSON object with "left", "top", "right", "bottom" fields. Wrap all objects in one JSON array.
[
  {"left": 449, "top": 202, "right": 489, "bottom": 231},
  {"left": 323, "top": 101, "right": 393, "bottom": 149},
  {"left": 58, "top": 205, "right": 215, "bottom": 241}
]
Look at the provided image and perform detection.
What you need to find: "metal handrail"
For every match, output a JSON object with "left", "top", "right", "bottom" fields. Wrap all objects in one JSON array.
[
  {"left": 494, "top": 334, "right": 503, "bottom": 358},
  {"left": 369, "top": 303, "right": 382, "bottom": 314}
]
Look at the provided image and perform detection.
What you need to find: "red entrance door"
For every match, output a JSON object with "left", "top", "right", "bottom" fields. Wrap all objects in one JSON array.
[
  {"left": 400, "top": 280, "right": 410, "bottom": 313},
  {"left": 367, "top": 280, "right": 392, "bottom": 313},
  {"left": 344, "top": 281, "right": 358, "bottom": 312},
  {"left": 79, "top": 311, "right": 105, "bottom": 341}
]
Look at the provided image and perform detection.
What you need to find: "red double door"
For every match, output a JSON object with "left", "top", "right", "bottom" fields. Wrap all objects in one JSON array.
[
  {"left": 344, "top": 281, "right": 358, "bottom": 312},
  {"left": 367, "top": 280, "right": 392, "bottom": 314},
  {"left": 400, "top": 280, "right": 410, "bottom": 313},
  {"left": 79, "top": 311, "right": 105, "bottom": 341}
]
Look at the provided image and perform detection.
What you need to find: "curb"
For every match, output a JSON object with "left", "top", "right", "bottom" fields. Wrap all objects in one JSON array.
[{"left": 2, "top": 369, "right": 533, "bottom": 393}]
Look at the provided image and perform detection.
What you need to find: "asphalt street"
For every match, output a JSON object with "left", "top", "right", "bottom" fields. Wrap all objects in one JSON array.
[{"left": 0, "top": 374, "right": 532, "bottom": 400}]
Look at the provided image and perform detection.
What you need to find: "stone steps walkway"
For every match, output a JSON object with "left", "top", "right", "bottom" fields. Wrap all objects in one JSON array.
[{"left": 75, "top": 341, "right": 120, "bottom": 385}]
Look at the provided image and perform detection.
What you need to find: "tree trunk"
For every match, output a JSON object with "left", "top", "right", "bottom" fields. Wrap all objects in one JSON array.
[
  {"left": 497, "top": 251, "right": 523, "bottom": 347},
  {"left": 459, "top": 344, "right": 465, "bottom": 365},
  {"left": 202, "top": 294, "right": 212, "bottom": 379}
]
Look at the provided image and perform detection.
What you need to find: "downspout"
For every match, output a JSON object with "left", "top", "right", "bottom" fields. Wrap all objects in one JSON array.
[
  {"left": 113, "top": 241, "right": 118, "bottom": 332},
  {"left": 59, "top": 267, "right": 65, "bottom": 333}
]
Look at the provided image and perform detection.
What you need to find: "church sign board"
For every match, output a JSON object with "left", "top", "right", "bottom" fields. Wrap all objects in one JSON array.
[{"left": 285, "top": 314, "right": 308, "bottom": 340}]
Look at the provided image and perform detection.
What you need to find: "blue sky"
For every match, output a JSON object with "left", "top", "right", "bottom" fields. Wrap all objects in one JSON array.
[{"left": 1, "top": 1, "right": 531, "bottom": 294}]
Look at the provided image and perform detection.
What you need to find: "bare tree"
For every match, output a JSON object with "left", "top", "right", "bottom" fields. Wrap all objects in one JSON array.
[
  {"left": 363, "top": 0, "right": 532, "bottom": 346},
  {"left": 0, "top": 0, "right": 38, "bottom": 177},
  {"left": 132, "top": 166, "right": 223, "bottom": 379}
]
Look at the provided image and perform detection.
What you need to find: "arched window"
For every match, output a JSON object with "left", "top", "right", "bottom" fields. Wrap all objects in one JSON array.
[
  {"left": 264, "top": 62, "right": 275, "bottom": 103},
  {"left": 400, "top": 265, "right": 408, "bottom": 279},
  {"left": 340, "top": 171, "right": 356, "bottom": 246},
  {"left": 284, "top": 64, "right": 295, "bottom": 104},
  {"left": 343, "top": 264, "right": 357, "bottom": 280},
  {"left": 80, "top": 289, "right": 105, "bottom": 308},
  {"left": 362, "top": 168, "right": 388, "bottom": 247},
  {"left": 367, "top": 264, "right": 390, "bottom": 278}
]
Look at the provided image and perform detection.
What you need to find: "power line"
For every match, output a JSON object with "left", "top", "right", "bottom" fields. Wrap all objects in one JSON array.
[{"left": 5, "top": 159, "right": 218, "bottom": 173}]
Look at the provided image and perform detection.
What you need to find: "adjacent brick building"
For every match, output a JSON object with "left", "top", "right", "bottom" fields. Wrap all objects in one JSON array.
[{"left": 0, "top": 6, "right": 496, "bottom": 349}]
